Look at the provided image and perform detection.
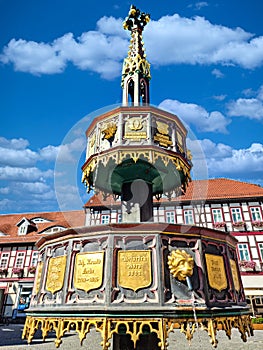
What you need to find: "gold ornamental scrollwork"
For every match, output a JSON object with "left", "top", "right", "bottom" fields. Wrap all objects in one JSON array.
[
  {"left": 205, "top": 254, "right": 227, "bottom": 292},
  {"left": 167, "top": 249, "right": 194, "bottom": 281},
  {"left": 46, "top": 256, "right": 67, "bottom": 294},
  {"left": 118, "top": 250, "right": 152, "bottom": 291},
  {"left": 74, "top": 251, "right": 104, "bottom": 292},
  {"left": 101, "top": 122, "right": 117, "bottom": 141}
]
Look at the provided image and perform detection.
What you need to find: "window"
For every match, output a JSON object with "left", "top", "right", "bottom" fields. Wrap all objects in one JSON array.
[
  {"left": 101, "top": 214, "right": 110, "bottom": 224},
  {"left": 250, "top": 207, "right": 262, "bottom": 221},
  {"left": 14, "top": 252, "right": 26, "bottom": 268},
  {"left": 0, "top": 252, "right": 10, "bottom": 269},
  {"left": 30, "top": 251, "right": 38, "bottom": 266},
  {"left": 258, "top": 243, "right": 263, "bottom": 261},
  {"left": 238, "top": 243, "right": 250, "bottom": 261},
  {"left": 212, "top": 208, "right": 224, "bottom": 223},
  {"left": 19, "top": 225, "right": 27, "bottom": 235},
  {"left": 231, "top": 208, "right": 243, "bottom": 223},
  {"left": 117, "top": 213, "right": 122, "bottom": 223},
  {"left": 166, "top": 211, "right": 176, "bottom": 223},
  {"left": 184, "top": 210, "right": 194, "bottom": 224}
]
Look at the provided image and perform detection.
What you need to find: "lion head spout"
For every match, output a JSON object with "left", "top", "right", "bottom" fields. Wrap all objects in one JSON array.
[{"left": 167, "top": 249, "right": 194, "bottom": 281}]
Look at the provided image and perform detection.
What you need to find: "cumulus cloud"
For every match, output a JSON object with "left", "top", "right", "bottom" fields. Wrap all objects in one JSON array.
[
  {"left": 0, "top": 137, "right": 29, "bottom": 150},
  {"left": 188, "top": 138, "right": 263, "bottom": 179},
  {"left": 227, "top": 84, "right": 263, "bottom": 120},
  {"left": 1, "top": 13, "right": 263, "bottom": 77},
  {"left": 159, "top": 99, "right": 231, "bottom": 133},
  {"left": 0, "top": 166, "right": 53, "bottom": 182}
]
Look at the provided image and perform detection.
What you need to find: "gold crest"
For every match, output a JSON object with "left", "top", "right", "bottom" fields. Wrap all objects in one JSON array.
[
  {"left": 118, "top": 250, "right": 152, "bottom": 291},
  {"left": 74, "top": 251, "right": 104, "bottom": 292},
  {"left": 46, "top": 256, "right": 67, "bottom": 294},
  {"left": 156, "top": 121, "right": 169, "bottom": 135},
  {"left": 205, "top": 254, "right": 227, "bottom": 292},
  {"left": 168, "top": 249, "right": 194, "bottom": 281}
]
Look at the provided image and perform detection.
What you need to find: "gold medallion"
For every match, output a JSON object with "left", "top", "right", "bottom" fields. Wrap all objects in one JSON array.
[
  {"left": 74, "top": 251, "right": 104, "bottom": 292},
  {"left": 118, "top": 250, "right": 152, "bottom": 291}
]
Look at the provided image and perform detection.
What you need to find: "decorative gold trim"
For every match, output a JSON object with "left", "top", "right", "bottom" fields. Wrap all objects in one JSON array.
[{"left": 22, "top": 315, "right": 253, "bottom": 349}]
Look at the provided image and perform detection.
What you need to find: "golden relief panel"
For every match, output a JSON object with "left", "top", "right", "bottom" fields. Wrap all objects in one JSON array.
[
  {"left": 46, "top": 256, "right": 67, "bottom": 294},
  {"left": 124, "top": 117, "right": 147, "bottom": 140},
  {"left": 154, "top": 120, "right": 172, "bottom": 148},
  {"left": 118, "top": 250, "right": 152, "bottom": 291},
  {"left": 230, "top": 259, "right": 240, "bottom": 291},
  {"left": 74, "top": 251, "right": 104, "bottom": 292},
  {"left": 205, "top": 254, "right": 228, "bottom": 292}
]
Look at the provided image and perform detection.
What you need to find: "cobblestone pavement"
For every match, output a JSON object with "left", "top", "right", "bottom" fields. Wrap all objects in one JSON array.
[{"left": 0, "top": 324, "right": 262, "bottom": 350}]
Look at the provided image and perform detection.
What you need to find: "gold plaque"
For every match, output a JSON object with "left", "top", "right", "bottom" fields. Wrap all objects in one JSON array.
[
  {"left": 205, "top": 254, "right": 227, "bottom": 292},
  {"left": 46, "top": 256, "right": 67, "bottom": 294},
  {"left": 118, "top": 250, "right": 152, "bottom": 291},
  {"left": 230, "top": 259, "right": 240, "bottom": 291},
  {"left": 74, "top": 251, "right": 104, "bottom": 292},
  {"left": 154, "top": 121, "right": 172, "bottom": 147},
  {"left": 33, "top": 262, "right": 43, "bottom": 295},
  {"left": 124, "top": 117, "right": 147, "bottom": 140}
]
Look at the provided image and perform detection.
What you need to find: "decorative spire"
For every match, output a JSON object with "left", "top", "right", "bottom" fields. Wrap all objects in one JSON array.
[{"left": 121, "top": 5, "right": 151, "bottom": 106}]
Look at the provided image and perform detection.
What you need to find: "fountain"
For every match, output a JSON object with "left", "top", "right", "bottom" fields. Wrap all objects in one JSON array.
[{"left": 22, "top": 5, "right": 253, "bottom": 349}]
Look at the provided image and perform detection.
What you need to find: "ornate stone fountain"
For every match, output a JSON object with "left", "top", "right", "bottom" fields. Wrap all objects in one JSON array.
[{"left": 22, "top": 5, "right": 253, "bottom": 349}]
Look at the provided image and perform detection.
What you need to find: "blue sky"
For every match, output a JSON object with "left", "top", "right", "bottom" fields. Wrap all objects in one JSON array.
[{"left": 1, "top": 0, "right": 263, "bottom": 214}]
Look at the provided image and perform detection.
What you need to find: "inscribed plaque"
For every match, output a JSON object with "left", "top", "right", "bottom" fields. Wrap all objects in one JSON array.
[
  {"left": 74, "top": 251, "right": 104, "bottom": 292},
  {"left": 230, "top": 259, "right": 240, "bottom": 291},
  {"left": 46, "top": 256, "right": 67, "bottom": 294},
  {"left": 205, "top": 254, "right": 227, "bottom": 292},
  {"left": 118, "top": 250, "right": 152, "bottom": 291}
]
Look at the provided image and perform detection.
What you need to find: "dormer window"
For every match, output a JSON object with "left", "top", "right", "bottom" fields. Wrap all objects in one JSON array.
[
  {"left": 16, "top": 217, "right": 37, "bottom": 235},
  {"left": 31, "top": 217, "right": 51, "bottom": 224}
]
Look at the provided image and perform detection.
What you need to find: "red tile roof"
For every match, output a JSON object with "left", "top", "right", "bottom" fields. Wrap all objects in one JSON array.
[
  {"left": 84, "top": 178, "right": 263, "bottom": 207},
  {"left": 0, "top": 210, "right": 85, "bottom": 244}
]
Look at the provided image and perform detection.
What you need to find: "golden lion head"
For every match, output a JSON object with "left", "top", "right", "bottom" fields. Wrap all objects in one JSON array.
[{"left": 167, "top": 249, "right": 194, "bottom": 281}]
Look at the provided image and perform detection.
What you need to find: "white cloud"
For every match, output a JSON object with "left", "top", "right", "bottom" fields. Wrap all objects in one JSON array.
[
  {"left": 189, "top": 139, "right": 263, "bottom": 178},
  {"left": 159, "top": 99, "right": 231, "bottom": 133},
  {"left": 1, "top": 13, "right": 263, "bottom": 77},
  {"left": 227, "top": 85, "right": 263, "bottom": 120},
  {"left": 0, "top": 137, "right": 29, "bottom": 150},
  {"left": 213, "top": 95, "right": 227, "bottom": 101},
  {"left": 0, "top": 146, "right": 38, "bottom": 167},
  {"left": 212, "top": 68, "right": 224, "bottom": 78},
  {"left": 0, "top": 166, "right": 53, "bottom": 182},
  {"left": 0, "top": 187, "right": 9, "bottom": 194}
]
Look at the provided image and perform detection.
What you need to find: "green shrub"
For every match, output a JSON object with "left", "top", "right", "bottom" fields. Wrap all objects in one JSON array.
[{"left": 252, "top": 317, "right": 263, "bottom": 324}]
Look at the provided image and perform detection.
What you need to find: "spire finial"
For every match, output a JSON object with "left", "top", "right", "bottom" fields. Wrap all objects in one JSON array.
[
  {"left": 121, "top": 5, "right": 151, "bottom": 106},
  {"left": 123, "top": 5, "right": 150, "bottom": 32}
]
